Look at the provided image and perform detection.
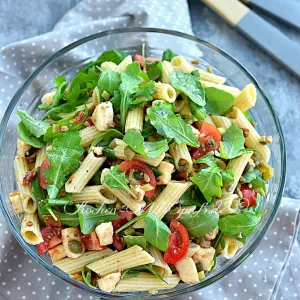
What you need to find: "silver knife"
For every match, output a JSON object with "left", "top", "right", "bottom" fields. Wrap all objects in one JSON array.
[{"left": 201, "top": 0, "right": 300, "bottom": 78}]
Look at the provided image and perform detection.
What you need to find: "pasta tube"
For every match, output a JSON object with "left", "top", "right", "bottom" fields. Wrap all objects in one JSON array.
[
  {"left": 133, "top": 181, "right": 192, "bottom": 228},
  {"left": 230, "top": 107, "right": 271, "bottom": 162},
  {"left": 220, "top": 236, "right": 243, "bottom": 259},
  {"left": 214, "top": 194, "right": 240, "bottom": 216},
  {"left": 101, "top": 61, "right": 117, "bottom": 71},
  {"left": 149, "top": 245, "right": 172, "bottom": 277},
  {"left": 115, "top": 55, "right": 133, "bottom": 73},
  {"left": 9, "top": 192, "right": 24, "bottom": 214},
  {"left": 87, "top": 245, "right": 155, "bottom": 277},
  {"left": 125, "top": 104, "right": 145, "bottom": 132},
  {"left": 161, "top": 61, "right": 174, "bottom": 84},
  {"left": 197, "top": 69, "right": 226, "bottom": 84},
  {"left": 171, "top": 56, "right": 195, "bottom": 74},
  {"left": 54, "top": 249, "right": 116, "bottom": 275},
  {"left": 62, "top": 227, "right": 85, "bottom": 259},
  {"left": 71, "top": 185, "right": 117, "bottom": 204},
  {"left": 234, "top": 83, "right": 256, "bottom": 112},
  {"left": 169, "top": 142, "right": 193, "bottom": 174},
  {"left": 65, "top": 149, "right": 107, "bottom": 193},
  {"left": 211, "top": 116, "right": 232, "bottom": 130},
  {"left": 113, "top": 273, "right": 180, "bottom": 292},
  {"left": 92, "top": 87, "right": 100, "bottom": 106},
  {"left": 35, "top": 144, "right": 47, "bottom": 168},
  {"left": 21, "top": 213, "right": 43, "bottom": 245},
  {"left": 17, "top": 138, "right": 31, "bottom": 158},
  {"left": 79, "top": 126, "right": 102, "bottom": 148},
  {"left": 14, "top": 155, "right": 37, "bottom": 213},
  {"left": 152, "top": 82, "right": 176, "bottom": 103},
  {"left": 201, "top": 80, "right": 241, "bottom": 97}
]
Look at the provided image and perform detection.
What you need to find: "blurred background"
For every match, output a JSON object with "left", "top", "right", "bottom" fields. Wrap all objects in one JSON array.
[{"left": 1, "top": 0, "right": 299, "bottom": 199}]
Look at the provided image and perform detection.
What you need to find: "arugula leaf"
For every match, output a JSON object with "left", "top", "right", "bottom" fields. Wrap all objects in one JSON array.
[
  {"left": 146, "top": 61, "right": 162, "bottom": 81},
  {"left": 32, "top": 171, "right": 47, "bottom": 202},
  {"left": 116, "top": 213, "right": 148, "bottom": 233},
  {"left": 44, "top": 106, "right": 88, "bottom": 141},
  {"left": 124, "top": 235, "right": 148, "bottom": 251},
  {"left": 179, "top": 186, "right": 205, "bottom": 206},
  {"left": 194, "top": 154, "right": 218, "bottom": 167},
  {"left": 46, "top": 131, "right": 84, "bottom": 200},
  {"left": 77, "top": 204, "right": 119, "bottom": 234},
  {"left": 98, "top": 69, "right": 121, "bottom": 97},
  {"left": 90, "top": 129, "right": 123, "bottom": 150},
  {"left": 218, "top": 211, "right": 262, "bottom": 238},
  {"left": 191, "top": 166, "right": 223, "bottom": 202},
  {"left": 119, "top": 62, "right": 142, "bottom": 132},
  {"left": 39, "top": 76, "right": 68, "bottom": 110},
  {"left": 110, "top": 90, "right": 121, "bottom": 113},
  {"left": 56, "top": 210, "right": 80, "bottom": 227},
  {"left": 17, "top": 122, "right": 45, "bottom": 148},
  {"left": 251, "top": 176, "right": 267, "bottom": 193},
  {"left": 243, "top": 110, "right": 254, "bottom": 125},
  {"left": 242, "top": 169, "right": 261, "bottom": 183},
  {"left": 82, "top": 265, "right": 96, "bottom": 289},
  {"left": 179, "top": 209, "right": 219, "bottom": 238},
  {"left": 220, "top": 169, "right": 235, "bottom": 184},
  {"left": 162, "top": 48, "right": 178, "bottom": 61},
  {"left": 142, "top": 121, "right": 155, "bottom": 139},
  {"left": 205, "top": 87, "right": 235, "bottom": 115},
  {"left": 189, "top": 100, "right": 207, "bottom": 121},
  {"left": 122, "top": 265, "right": 167, "bottom": 283},
  {"left": 131, "top": 81, "right": 156, "bottom": 105},
  {"left": 144, "top": 213, "right": 171, "bottom": 252},
  {"left": 147, "top": 101, "right": 200, "bottom": 147},
  {"left": 218, "top": 125, "right": 249, "bottom": 159},
  {"left": 17, "top": 110, "right": 50, "bottom": 138},
  {"left": 103, "top": 165, "right": 137, "bottom": 198},
  {"left": 245, "top": 193, "right": 263, "bottom": 215},
  {"left": 150, "top": 166, "right": 162, "bottom": 177},
  {"left": 102, "top": 146, "right": 116, "bottom": 161},
  {"left": 123, "top": 130, "right": 168, "bottom": 158},
  {"left": 46, "top": 195, "right": 73, "bottom": 206},
  {"left": 169, "top": 70, "right": 205, "bottom": 106}
]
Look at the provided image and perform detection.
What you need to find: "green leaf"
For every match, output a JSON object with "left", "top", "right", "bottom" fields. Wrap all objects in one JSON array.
[
  {"left": 194, "top": 155, "right": 218, "bottom": 167},
  {"left": 169, "top": 70, "right": 205, "bottom": 106},
  {"left": 124, "top": 235, "right": 148, "bottom": 251},
  {"left": 218, "top": 125, "right": 248, "bottom": 159},
  {"left": 191, "top": 166, "right": 223, "bottom": 202},
  {"left": 218, "top": 211, "right": 262, "bottom": 238},
  {"left": 17, "top": 122, "right": 45, "bottom": 148},
  {"left": 115, "top": 213, "right": 148, "bottom": 233},
  {"left": 142, "top": 121, "right": 155, "bottom": 139},
  {"left": 103, "top": 165, "right": 137, "bottom": 198},
  {"left": 110, "top": 90, "right": 121, "bottom": 113},
  {"left": 189, "top": 100, "right": 207, "bottom": 121},
  {"left": 46, "top": 131, "right": 84, "bottom": 200},
  {"left": 131, "top": 81, "right": 156, "bottom": 105},
  {"left": 82, "top": 265, "right": 97, "bottom": 289},
  {"left": 220, "top": 169, "right": 235, "bottom": 184},
  {"left": 144, "top": 213, "right": 171, "bottom": 252},
  {"left": 90, "top": 129, "right": 123, "bottom": 151},
  {"left": 56, "top": 211, "right": 80, "bottom": 227},
  {"left": 179, "top": 209, "right": 219, "bottom": 238},
  {"left": 179, "top": 186, "right": 205, "bottom": 206},
  {"left": 122, "top": 265, "right": 167, "bottom": 283},
  {"left": 102, "top": 146, "right": 116, "bottom": 161},
  {"left": 150, "top": 166, "right": 162, "bottom": 178},
  {"left": 242, "top": 169, "right": 266, "bottom": 192},
  {"left": 17, "top": 110, "right": 50, "bottom": 138},
  {"left": 122, "top": 269, "right": 141, "bottom": 279},
  {"left": 123, "top": 130, "right": 168, "bottom": 158},
  {"left": 162, "top": 48, "right": 178, "bottom": 61},
  {"left": 251, "top": 176, "right": 267, "bottom": 193},
  {"left": 205, "top": 87, "right": 235, "bottom": 115},
  {"left": 242, "top": 169, "right": 261, "bottom": 183},
  {"left": 146, "top": 61, "right": 162, "bottom": 81},
  {"left": 77, "top": 204, "right": 119, "bottom": 234},
  {"left": 119, "top": 62, "right": 142, "bottom": 132},
  {"left": 46, "top": 195, "right": 73, "bottom": 206},
  {"left": 31, "top": 171, "right": 47, "bottom": 202},
  {"left": 147, "top": 101, "right": 200, "bottom": 147},
  {"left": 98, "top": 69, "right": 121, "bottom": 96}
]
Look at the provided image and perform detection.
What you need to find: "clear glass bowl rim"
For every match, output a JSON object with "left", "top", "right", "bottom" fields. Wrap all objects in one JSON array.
[{"left": 0, "top": 27, "right": 286, "bottom": 299}]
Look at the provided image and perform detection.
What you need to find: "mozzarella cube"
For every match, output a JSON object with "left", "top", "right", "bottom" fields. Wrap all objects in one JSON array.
[
  {"left": 192, "top": 247, "right": 215, "bottom": 272},
  {"left": 92, "top": 102, "right": 114, "bottom": 132},
  {"left": 95, "top": 222, "right": 113, "bottom": 246},
  {"left": 97, "top": 271, "right": 121, "bottom": 292},
  {"left": 175, "top": 256, "right": 199, "bottom": 284}
]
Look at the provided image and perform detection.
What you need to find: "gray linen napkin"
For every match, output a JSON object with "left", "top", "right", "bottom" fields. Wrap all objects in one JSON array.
[{"left": 0, "top": 1, "right": 299, "bottom": 299}]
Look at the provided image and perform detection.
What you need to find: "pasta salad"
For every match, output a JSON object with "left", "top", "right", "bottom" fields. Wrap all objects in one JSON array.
[{"left": 11, "top": 47, "right": 274, "bottom": 293}]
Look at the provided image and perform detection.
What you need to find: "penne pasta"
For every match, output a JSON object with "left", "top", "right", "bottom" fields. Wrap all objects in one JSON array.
[
  {"left": 125, "top": 104, "right": 145, "bottom": 132},
  {"left": 169, "top": 142, "right": 193, "bottom": 174},
  {"left": 87, "top": 245, "right": 154, "bottom": 277},
  {"left": 115, "top": 55, "right": 133, "bottom": 73},
  {"left": 234, "top": 83, "right": 256, "bottom": 112},
  {"left": 161, "top": 61, "right": 174, "bottom": 84},
  {"left": 21, "top": 213, "right": 43, "bottom": 245},
  {"left": 79, "top": 126, "right": 102, "bottom": 148},
  {"left": 201, "top": 80, "right": 241, "bottom": 97},
  {"left": 149, "top": 245, "right": 172, "bottom": 277},
  {"left": 153, "top": 82, "right": 176, "bottom": 103},
  {"left": 35, "top": 144, "right": 48, "bottom": 168}
]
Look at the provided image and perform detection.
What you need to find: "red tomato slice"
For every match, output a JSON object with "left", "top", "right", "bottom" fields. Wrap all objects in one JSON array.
[
  {"left": 164, "top": 220, "right": 189, "bottom": 264},
  {"left": 134, "top": 54, "right": 149, "bottom": 71},
  {"left": 119, "top": 160, "right": 156, "bottom": 198},
  {"left": 81, "top": 232, "right": 104, "bottom": 250},
  {"left": 240, "top": 184, "right": 257, "bottom": 208},
  {"left": 38, "top": 158, "right": 51, "bottom": 189},
  {"left": 191, "top": 122, "right": 221, "bottom": 160},
  {"left": 37, "top": 226, "right": 63, "bottom": 255}
]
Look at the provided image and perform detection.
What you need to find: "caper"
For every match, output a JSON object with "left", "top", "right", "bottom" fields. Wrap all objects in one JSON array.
[{"left": 68, "top": 239, "right": 82, "bottom": 254}]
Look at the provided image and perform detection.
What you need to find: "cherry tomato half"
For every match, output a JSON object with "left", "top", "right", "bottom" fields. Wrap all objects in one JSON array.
[
  {"left": 240, "top": 184, "right": 257, "bottom": 208},
  {"left": 119, "top": 160, "right": 156, "bottom": 198},
  {"left": 164, "top": 220, "right": 189, "bottom": 264},
  {"left": 38, "top": 158, "right": 51, "bottom": 189},
  {"left": 37, "top": 226, "right": 63, "bottom": 255},
  {"left": 134, "top": 54, "right": 149, "bottom": 71},
  {"left": 191, "top": 122, "right": 221, "bottom": 160}
]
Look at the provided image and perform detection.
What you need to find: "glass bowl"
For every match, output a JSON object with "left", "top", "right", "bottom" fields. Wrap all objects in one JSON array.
[{"left": 0, "top": 28, "right": 286, "bottom": 299}]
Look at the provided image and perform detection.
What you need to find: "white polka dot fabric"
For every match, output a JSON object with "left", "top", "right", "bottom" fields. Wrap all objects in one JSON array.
[{"left": 0, "top": 1, "right": 299, "bottom": 299}]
